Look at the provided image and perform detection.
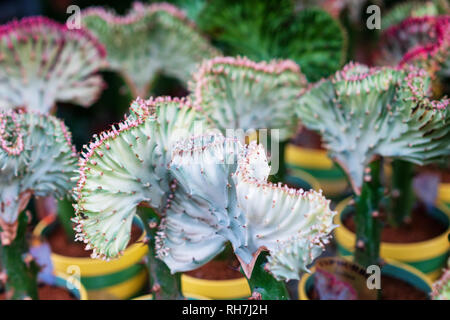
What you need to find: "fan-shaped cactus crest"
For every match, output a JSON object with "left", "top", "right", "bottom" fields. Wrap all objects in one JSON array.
[
  {"left": 0, "top": 109, "right": 77, "bottom": 244},
  {"left": 295, "top": 62, "right": 450, "bottom": 193},
  {"left": 376, "top": 16, "right": 450, "bottom": 79},
  {"left": 189, "top": 56, "right": 307, "bottom": 141},
  {"left": 157, "top": 133, "right": 335, "bottom": 281},
  {"left": 81, "top": 2, "right": 220, "bottom": 97},
  {"left": 0, "top": 16, "right": 106, "bottom": 113},
  {"left": 73, "top": 96, "right": 209, "bottom": 260}
]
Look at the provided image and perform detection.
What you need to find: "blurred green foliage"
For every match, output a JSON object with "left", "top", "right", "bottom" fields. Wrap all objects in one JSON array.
[{"left": 171, "top": 0, "right": 347, "bottom": 81}]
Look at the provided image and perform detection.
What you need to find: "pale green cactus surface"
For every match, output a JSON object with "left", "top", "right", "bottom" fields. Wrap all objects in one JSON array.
[
  {"left": 0, "top": 110, "right": 77, "bottom": 226},
  {"left": 81, "top": 2, "right": 219, "bottom": 97},
  {"left": 295, "top": 63, "right": 450, "bottom": 192},
  {"left": 73, "top": 96, "right": 208, "bottom": 260},
  {"left": 157, "top": 134, "right": 335, "bottom": 281},
  {"left": 189, "top": 56, "right": 307, "bottom": 141},
  {"left": 0, "top": 16, "right": 106, "bottom": 113}
]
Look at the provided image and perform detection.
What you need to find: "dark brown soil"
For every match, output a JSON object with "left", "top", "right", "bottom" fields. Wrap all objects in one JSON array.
[
  {"left": 343, "top": 205, "right": 446, "bottom": 243},
  {"left": 47, "top": 224, "right": 143, "bottom": 257},
  {"left": 185, "top": 258, "right": 243, "bottom": 280},
  {"left": 418, "top": 164, "right": 450, "bottom": 183},
  {"left": 380, "top": 275, "right": 428, "bottom": 300},
  {"left": 290, "top": 127, "right": 324, "bottom": 150},
  {"left": 0, "top": 285, "right": 76, "bottom": 300},
  {"left": 308, "top": 275, "right": 428, "bottom": 300}
]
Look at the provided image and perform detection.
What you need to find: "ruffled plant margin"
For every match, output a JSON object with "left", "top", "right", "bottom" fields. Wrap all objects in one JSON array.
[
  {"left": 81, "top": 2, "right": 219, "bottom": 98},
  {"left": 0, "top": 16, "right": 106, "bottom": 114}
]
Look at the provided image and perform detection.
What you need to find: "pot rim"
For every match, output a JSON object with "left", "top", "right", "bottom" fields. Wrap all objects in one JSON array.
[
  {"left": 334, "top": 197, "right": 450, "bottom": 261},
  {"left": 298, "top": 257, "right": 433, "bottom": 300},
  {"left": 181, "top": 274, "right": 251, "bottom": 299},
  {"left": 33, "top": 216, "right": 149, "bottom": 276}
]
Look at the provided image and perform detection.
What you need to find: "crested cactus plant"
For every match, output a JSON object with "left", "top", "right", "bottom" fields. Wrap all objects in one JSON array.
[
  {"left": 189, "top": 56, "right": 307, "bottom": 142},
  {"left": 73, "top": 96, "right": 208, "bottom": 299},
  {"left": 376, "top": 16, "right": 450, "bottom": 82},
  {"left": 0, "top": 16, "right": 106, "bottom": 114},
  {"left": 81, "top": 2, "right": 220, "bottom": 97},
  {"left": 295, "top": 62, "right": 450, "bottom": 267},
  {"left": 73, "top": 96, "right": 335, "bottom": 299},
  {"left": 0, "top": 109, "right": 77, "bottom": 299}
]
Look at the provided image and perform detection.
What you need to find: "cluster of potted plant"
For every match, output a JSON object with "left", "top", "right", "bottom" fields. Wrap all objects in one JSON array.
[{"left": 0, "top": 0, "right": 448, "bottom": 301}]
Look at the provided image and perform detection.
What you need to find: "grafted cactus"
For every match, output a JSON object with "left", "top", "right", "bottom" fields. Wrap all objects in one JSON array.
[
  {"left": 0, "top": 109, "right": 77, "bottom": 299},
  {"left": 0, "top": 110, "right": 77, "bottom": 244},
  {"left": 0, "top": 17, "right": 106, "bottom": 113},
  {"left": 189, "top": 56, "right": 307, "bottom": 141},
  {"left": 81, "top": 2, "right": 219, "bottom": 97},
  {"left": 376, "top": 16, "right": 450, "bottom": 79},
  {"left": 157, "top": 133, "right": 336, "bottom": 282},
  {"left": 296, "top": 63, "right": 450, "bottom": 193},
  {"left": 73, "top": 96, "right": 208, "bottom": 260}
]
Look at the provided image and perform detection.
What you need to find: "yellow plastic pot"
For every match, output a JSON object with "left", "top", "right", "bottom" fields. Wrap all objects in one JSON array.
[
  {"left": 334, "top": 198, "right": 450, "bottom": 280},
  {"left": 34, "top": 217, "right": 149, "bottom": 300},
  {"left": 438, "top": 182, "right": 450, "bottom": 210},
  {"left": 284, "top": 144, "right": 349, "bottom": 197},
  {"left": 181, "top": 274, "right": 251, "bottom": 300},
  {"left": 298, "top": 258, "right": 433, "bottom": 300}
]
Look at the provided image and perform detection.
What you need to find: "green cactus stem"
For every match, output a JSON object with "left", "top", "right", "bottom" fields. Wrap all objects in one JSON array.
[
  {"left": 354, "top": 159, "right": 383, "bottom": 268},
  {"left": 57, "top": 198, "right": 76, "bottom": 240},
  {"left": 137, "top": 206, "right": 181, "bottom": 300},
  {"left": 0, "top": 211, "right": 39, "bottom": 300},
  {"left": 81, "top": 2, "right": 219, "bottom": 97},
  {"left": 387, "top": 160, "right": 415, "bottom": 228},
  {"left": 243, "top": 252, "right": 289, "bottom": 300},
  {"left": 0, "top": 16, "right": 106, "bottom": 114},
  {"left": 189, "top": 56, "right": 307, "bottom": 142}
]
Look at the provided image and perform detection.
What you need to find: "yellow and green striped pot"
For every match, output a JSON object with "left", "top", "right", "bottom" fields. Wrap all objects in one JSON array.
[
  {"left": 334, "top": 198, "right": 450, "bottom": 281},
  {"left": 34, "top": 217, "right": 149, "bottom": 300},
  {"left": 284, "top": 144, "right": 349, "bottom": 198},
  {"left": 298, "top": 258, "right": 433, "bottom": 300},
  {"left": 438, "top": 182, "right": 450, "bottom": 210},
  {"left": 181, "top": 274, "right": 251, "bottom": 300}
]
